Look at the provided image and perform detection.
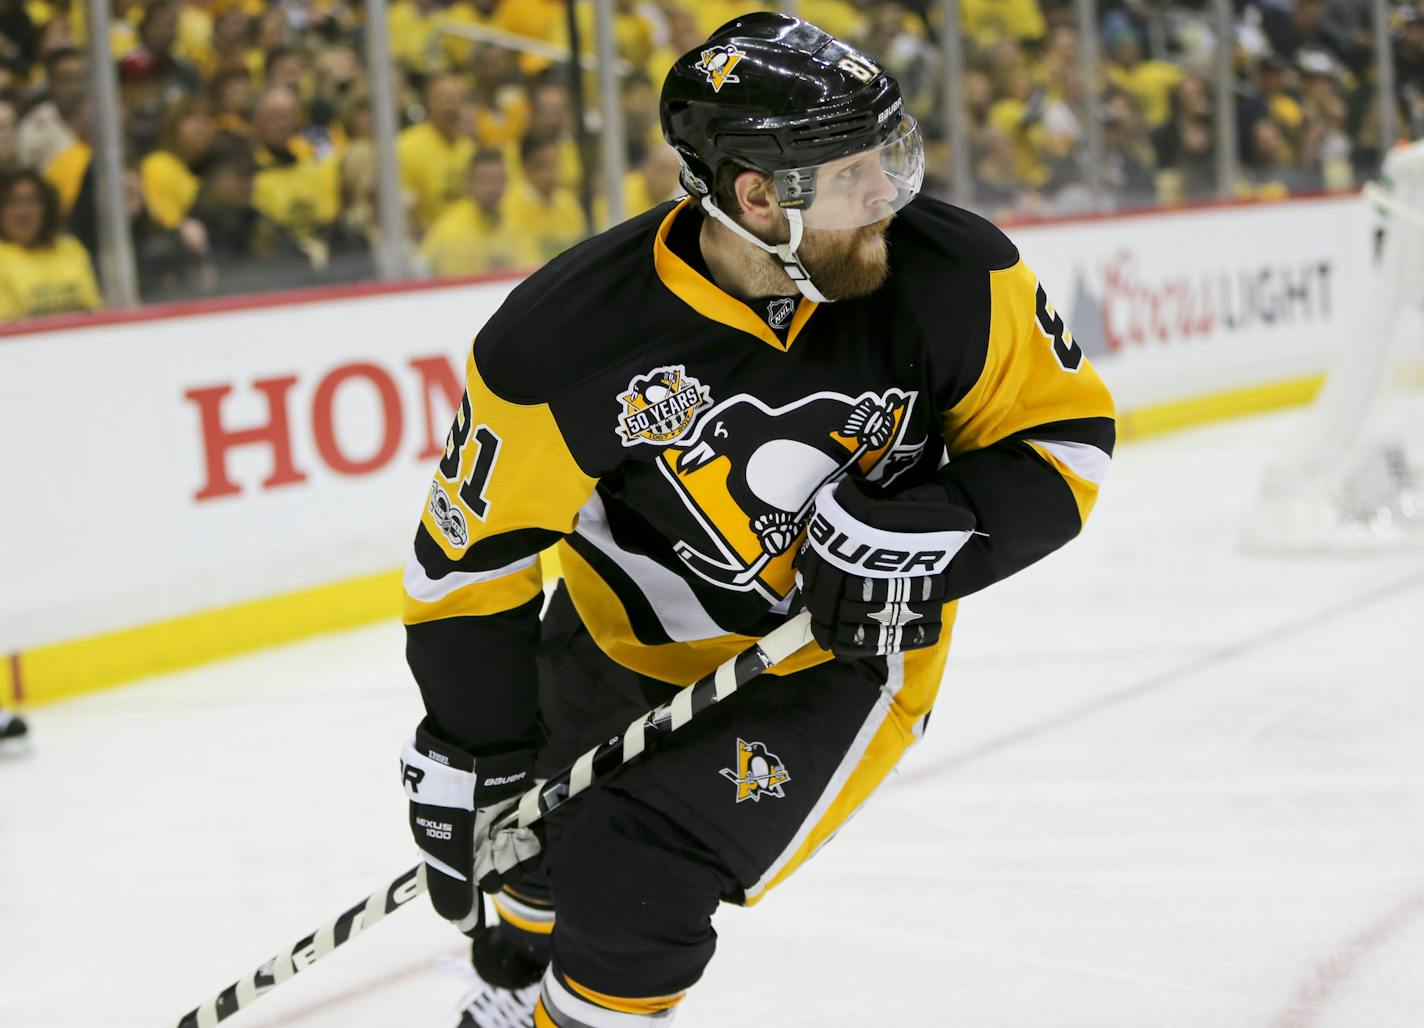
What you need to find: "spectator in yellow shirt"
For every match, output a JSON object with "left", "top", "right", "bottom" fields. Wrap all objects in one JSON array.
[
  {"left": 210, "top": 67, "right": 253, "bottom": 140},
  {"left": 17, "top": 46, "right": 86, "bottom": 171},
  {"left": 987, "top": 67, "right": 1050, "bottom": 187},
  {"left": 206, "top": 3, "right": 252, "bottom": 82},
  {"left": 420, "top": 149, "right": 539, "bottom": 277},
  {"left": 41, "top": 93, "right": 90, "bottom": 217},
  {"left": 506, "top": 133, "right": 585, "bottom": 262},
  {"left": 251, "top": 86, "right": 340, "bottom": 247},
  {"left": 1103, "top": 17, "right": 1182, "bottom": 129},
  {"left": 0, "top": 169, "right": 101, "bottom": 322},
  {"left": 140, "top": 96, "right": 215, "bottom": 230},
  {"left": 397, "top": 72, "right": 474, "bottom": 229},
  {"left": 469, "top": 44, "right": 529, "bottom": 149},
  {"left": 265, "top": 46, "right": 306, "bottom": 103},
  {"left": 509, "top": 77, "right": 581, "bottom": 193}
]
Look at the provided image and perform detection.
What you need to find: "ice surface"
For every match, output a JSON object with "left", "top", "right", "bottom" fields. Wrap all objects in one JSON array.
[{"left": 3, "top": 409, "right": 1423, "bottom": 1028}]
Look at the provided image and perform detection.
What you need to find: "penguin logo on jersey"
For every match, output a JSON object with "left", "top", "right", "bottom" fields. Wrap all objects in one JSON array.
[
  {"left": 617, "top": 365, "right": 712, "bottom": 448},
  {"left": 659, "top": 388, "right": 926, "bottom": 601},
  {"left": 695, "top": 45, "right": 745, "bottom": 93},
  {"left": 719, "top": 738, "right": 790, "bottom": 803},
  {"left": 766, "top": 297, "right": 795, "bottom": 330}
]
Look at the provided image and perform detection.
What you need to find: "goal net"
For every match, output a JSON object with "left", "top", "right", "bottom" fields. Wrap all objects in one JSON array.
[{"left": 1243, "top": 140, "right": 1424, "bottom": 553}]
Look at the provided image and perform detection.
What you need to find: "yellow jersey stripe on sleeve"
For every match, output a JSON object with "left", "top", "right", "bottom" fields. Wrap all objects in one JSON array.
[
  {"left": 421, "top": 346, "right": 599, "bottom": 566},
  {"left": 1023, "top": 440, "right": 1106, "bottom": 524},
  {"left": 402, "top": 552, "right": 544, "bottom": 625},
  {"left": 942, "top": 259, "right": 1115, "bottom": 457}
]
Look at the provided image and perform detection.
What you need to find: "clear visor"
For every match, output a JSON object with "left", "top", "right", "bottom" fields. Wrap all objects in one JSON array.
[{"left": 772, "top": 115, "right": 924, "bottom": 230}]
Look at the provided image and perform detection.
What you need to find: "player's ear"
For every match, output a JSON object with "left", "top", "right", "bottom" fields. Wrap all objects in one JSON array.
[{"left": 734, "top": 170, "right": 778, "bottom": 228}]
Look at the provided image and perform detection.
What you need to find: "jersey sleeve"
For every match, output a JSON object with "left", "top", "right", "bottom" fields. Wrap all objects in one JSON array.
[
  {"left": 404, "top": 341, "right": 598, "bottom": 752},
  {"left": 935, "top": 257, "right": 1115, "bottom": 599}
]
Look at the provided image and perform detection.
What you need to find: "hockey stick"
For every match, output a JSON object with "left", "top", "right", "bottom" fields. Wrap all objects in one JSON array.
[{"left": 170, "top": 610, "right": 815, "bottom": 1028}]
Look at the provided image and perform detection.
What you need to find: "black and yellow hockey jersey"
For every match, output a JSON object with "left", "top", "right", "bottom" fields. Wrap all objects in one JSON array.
[{"left": 405, "top": 194, "right": 1115, "bottom": 752}]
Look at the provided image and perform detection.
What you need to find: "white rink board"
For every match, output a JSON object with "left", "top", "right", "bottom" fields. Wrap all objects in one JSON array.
[
  {"left": 1010, "top": 193, "right": 1371, "bottom": 408},
  {"left": 0, "top": 279, "right": 518, "bottom": 651},
  {"left": 0, "top": 194, "right": 1376, "bottom": 653}
]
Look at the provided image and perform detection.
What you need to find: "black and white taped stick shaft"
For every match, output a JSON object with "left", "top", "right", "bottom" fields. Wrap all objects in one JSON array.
[
  {"left": 168, "top": 610, "right": 813, "bottom": 1027},
  {"left": 173, "top": 864, "right": 428, "bottom": 1027},
  {"left": 494, "top": 609, "right": 814, "bottom": 833}
]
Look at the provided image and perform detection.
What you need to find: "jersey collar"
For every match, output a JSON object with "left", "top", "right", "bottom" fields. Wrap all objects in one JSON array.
[{"left": 652, "top": 198, "right": 819, "bottom": 352}]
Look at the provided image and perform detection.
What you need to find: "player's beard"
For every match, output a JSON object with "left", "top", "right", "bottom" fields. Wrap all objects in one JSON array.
[{"left": 794, "top": 217, "right": 894, "bottom": 301}]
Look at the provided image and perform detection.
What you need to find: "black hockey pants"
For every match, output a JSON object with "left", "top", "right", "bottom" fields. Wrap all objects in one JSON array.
[{"left": 508, "top": 582, "right": 920, "bottom": 1006}]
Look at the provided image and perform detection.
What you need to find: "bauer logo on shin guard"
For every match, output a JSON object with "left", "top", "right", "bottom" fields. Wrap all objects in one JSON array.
[{"left": 719, "top": 738, "right": 790, "bottom": 803}]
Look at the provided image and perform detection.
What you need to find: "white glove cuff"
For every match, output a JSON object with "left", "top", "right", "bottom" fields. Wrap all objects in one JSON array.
[
  {"left": 807, "top": 482, "right": 973, "bottom": 578},
  {"left": 400, "top": 736, "right": 477, "bottom": 810}
]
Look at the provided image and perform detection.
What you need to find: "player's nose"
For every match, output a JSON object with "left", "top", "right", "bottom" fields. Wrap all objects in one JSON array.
[{"left": 862, "top": 162, "right": 898, "bottom": 209}]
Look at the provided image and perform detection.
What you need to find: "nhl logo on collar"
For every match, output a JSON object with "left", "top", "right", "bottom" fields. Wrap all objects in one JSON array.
[
  {"left": 694, "top": 44, "right": 746, "bottom": 93},
  {"left": 719, "top": 738, "right": 791, "bottom": 803},
  {"left": 617, "top": 365, "right": 712, "bottom": 448},
  {"left": 766, "top": 297, "right": 795, "bottom": 330}
]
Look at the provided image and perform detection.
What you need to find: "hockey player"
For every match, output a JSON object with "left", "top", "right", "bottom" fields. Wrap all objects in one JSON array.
[{"left": 401, "top": 13, "right": 1114, "bottom": 1027}]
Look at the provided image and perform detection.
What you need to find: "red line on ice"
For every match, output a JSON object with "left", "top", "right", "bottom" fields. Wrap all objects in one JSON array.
[
  {"left": 897, "top": 568, "right": 1424, "bottom": 785},
  {"left": 1269, "top": 888, "right": 1424, "bottom": 1028},
  {"left": 893, "top": 568, "right": 1424, "bottom": 1027}
]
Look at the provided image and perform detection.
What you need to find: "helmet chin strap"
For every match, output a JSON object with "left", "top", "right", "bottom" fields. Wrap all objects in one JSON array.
[{"left": 700, "top": 196, "right": 832, "bottom": 304}]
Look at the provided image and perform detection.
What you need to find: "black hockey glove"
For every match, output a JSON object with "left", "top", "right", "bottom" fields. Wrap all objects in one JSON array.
[
  {"left": 400, "top": 718, "right": 542, "bottom": 936},
  {"left": 796, "top": 477, "right": 976, "bottom": 659}
]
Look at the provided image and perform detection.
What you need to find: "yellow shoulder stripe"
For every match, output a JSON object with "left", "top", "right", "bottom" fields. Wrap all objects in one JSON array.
[{"left": 942, "top": 259, "right": 1114, "bottom": 457}]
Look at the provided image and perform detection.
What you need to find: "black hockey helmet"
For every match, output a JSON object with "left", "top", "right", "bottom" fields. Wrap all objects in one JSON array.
[{"left": 660, "top": 12, "right": 923, "bottom": 231}]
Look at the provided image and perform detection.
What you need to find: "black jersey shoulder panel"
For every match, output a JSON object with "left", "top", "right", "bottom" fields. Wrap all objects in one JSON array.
[
  {"left": 474, "top": 201, "right": 686, "bottom": 405},
  {"left": 885, "top": 196, "right": 1018, "bottom": 412},
  {"left": 886, "top": 194, "right": 1020, "bottom": 273}
]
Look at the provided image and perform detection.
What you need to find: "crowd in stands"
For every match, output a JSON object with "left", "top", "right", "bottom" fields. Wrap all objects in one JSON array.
[{"left": 0, "top": 0, "right": 1419, "bottom": 324}]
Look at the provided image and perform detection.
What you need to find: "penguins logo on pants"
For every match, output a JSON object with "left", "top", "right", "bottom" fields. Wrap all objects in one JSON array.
[{"left": 720, "top": 738, "right": 791, "bottom": 803}]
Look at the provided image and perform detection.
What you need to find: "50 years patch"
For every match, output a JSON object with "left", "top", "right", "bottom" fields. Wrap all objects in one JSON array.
[{"left": 617, "top": 365, "right": 712, "bottom": 448}]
